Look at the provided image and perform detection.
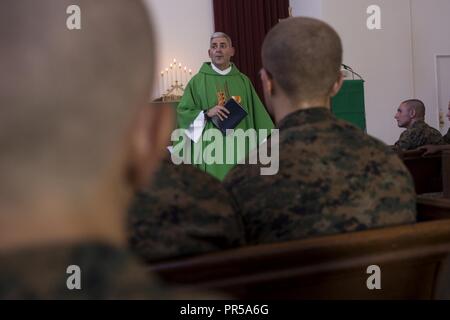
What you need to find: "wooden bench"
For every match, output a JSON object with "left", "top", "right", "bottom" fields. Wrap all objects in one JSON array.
[
  {"left": 398, "top": 150, "right": 443, "bottom": 195},
  {"left": 150, "top": 220, "right": 450, "bottom": 299},
  {"left": 417, "top": 196, "right": 450, "bottom": 221},
  {"left": 398, "top": 149, "right": 450, "bottom": 197}
]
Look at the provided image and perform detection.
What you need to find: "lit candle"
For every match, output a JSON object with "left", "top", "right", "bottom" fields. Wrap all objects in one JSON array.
[
  {"left": 178, "top": 63, "right": 182, "bottom": 85},
  {"left": 165, "top": 68, "right": 169, "bottom": 93},
  {"left": 175, "top": 63, "right": 178, "bottom": 84},
  {"left": 169, "top": 64, "right": 173, "bottom": 88},
  {"left": 160, "top": 71, "right": 164, "bottom": 97},
  {"left": 189, "top": 69, "right": 192, "bottom": 82},
  {"left": 184, "top": 66, "right": 187, "bottom": 85},
  {"left": 173, "top": 59, "right": 176, "bottom": 83}
]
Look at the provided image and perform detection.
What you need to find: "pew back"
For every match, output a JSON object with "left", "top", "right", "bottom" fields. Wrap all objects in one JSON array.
[
  {"left": 417, "top": 195, "right": 450, "bottom": 221},
  {"left": 398, "top": 150, "right": 442, "bottom": 195},
  {"left": 150, "top": 220, "right": 450, "bottom": 299}
]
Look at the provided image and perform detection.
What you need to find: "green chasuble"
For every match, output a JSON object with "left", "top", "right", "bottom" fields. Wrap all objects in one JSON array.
[{"left": 175, "top": 62, "right": 274, "bottom": 181}]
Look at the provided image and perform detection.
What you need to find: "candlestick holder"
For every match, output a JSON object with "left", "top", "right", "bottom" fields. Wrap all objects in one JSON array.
[{"left": 159, "top": 58, "right": 193, "bottom": 102}]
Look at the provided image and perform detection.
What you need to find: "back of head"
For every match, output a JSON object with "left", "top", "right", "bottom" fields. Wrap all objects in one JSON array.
[
  {"left": 0, "top": 0, "right": 155, "bottom": 206},
  {"left": 262, "top": 17, "right": 342, "bottom": 103},
  {"left": 402, "top": 99, "right": 426, "bottom": 119}
]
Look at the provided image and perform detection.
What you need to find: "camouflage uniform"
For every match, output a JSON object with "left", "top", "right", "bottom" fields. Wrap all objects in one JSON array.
[
  {"left": 443, "top": 128, "right": 450, "bottom": 144},
  {"left": 128, "top": 158, "right": 245, "bottom": 263},
  {"left": 224, "top": 107, "right": 417, "bottom": 245},
  {"left": 393, "top": 120, "right": 443, "bottom": 151},
  {"left": 0, "top": 242, "right": 172, "bottom": 299}
]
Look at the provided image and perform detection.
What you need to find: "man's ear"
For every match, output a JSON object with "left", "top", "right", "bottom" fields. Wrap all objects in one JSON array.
[
  {"left": 260, "top": 68, "right": 273, "bottom": 96},
  {"left": 208, "top": 48, "right": 212, "bottom": 59},
  {"left": 127, "top": 104, "right": 175, "bottom": 190},
  {"left": 409, "top": 107, "right": 417, "bottom": 119},
  {"left": 230, "top": 46, "right": 235, "bottom": 58},
  {"left": 330, "top": 71, "right": 344, "bottom": 97}
]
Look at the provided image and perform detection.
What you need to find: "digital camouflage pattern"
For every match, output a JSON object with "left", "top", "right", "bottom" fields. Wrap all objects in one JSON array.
[
  {"left": 224, "top": 107, "right": 417, "bottom": 245},
  {"left": 443, "top": 128, "right": 450, "bottom": 144},
  {"left": 0, "top": 242, "right": 172, "bottom": 299},
  {"left": 128, "top": 158, "right": 245, "bottom": 262},
  {"left": 393, "top": 120, "right": 443, "bottom": 151}
]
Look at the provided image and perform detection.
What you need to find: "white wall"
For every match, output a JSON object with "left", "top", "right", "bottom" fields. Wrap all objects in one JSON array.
[
  {"left": 411, "top": 0, "right": 450, "bottom": 134},
  {"left": 143, "top": 0, "right": 214, "bottom": 99},
  {"left": 290, "top": 0, "right": 415, "bottom": 145},
  {"left": 290, "top": 0, "right": 450, "bottom": 144},
  {"left": 145, "top": 0, "right": 449, "bottom": 144},
  {"left": 290, "top": 0, "right": 322, "bottom": 18},
  {"left": 321, "top": 0, "right": 415, "bottom": 145}
]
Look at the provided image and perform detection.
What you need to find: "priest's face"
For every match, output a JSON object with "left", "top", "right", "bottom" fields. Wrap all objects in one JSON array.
[{"left": 209, "top": 37, "right": 235, "bottom": 70}]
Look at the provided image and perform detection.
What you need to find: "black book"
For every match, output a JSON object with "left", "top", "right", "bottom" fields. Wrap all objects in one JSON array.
[{"left": 210, "top": 98, "right": 248, "bottom": 135}]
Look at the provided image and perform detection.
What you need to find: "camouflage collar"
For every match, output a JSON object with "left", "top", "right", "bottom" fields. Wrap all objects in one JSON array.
[
  {"left": 409, "top": 119, "right": 426, "bottom": 129},
  {"left": 277, "top": 107, "right": 332, "bottom": 130}
]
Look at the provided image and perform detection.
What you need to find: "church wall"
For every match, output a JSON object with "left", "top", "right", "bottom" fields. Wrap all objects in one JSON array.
[
  {"left": 145, "top": 0, "right": 447, "bottom": 146},
  {"left": 303, "top": 0, "right": 415, "bottom": 145},
  {"left": 410, "top": 0, "right": 450, "bottom": 135},
  {"left": 143, "top": 0, "right": 214, "bottom": 100}
]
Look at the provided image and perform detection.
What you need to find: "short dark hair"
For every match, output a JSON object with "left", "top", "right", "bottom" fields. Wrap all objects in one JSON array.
[
  {"left": 262, "top": 17, "right": 342, "bottom": 103},
  {"left": 0, "top": 0, "right": 155, "bottom": 203},
  {"left": 402, "top": 99, "right": 425, "bottom": 118}
]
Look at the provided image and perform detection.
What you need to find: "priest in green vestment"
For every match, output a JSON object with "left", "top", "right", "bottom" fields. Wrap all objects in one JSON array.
[{"left": 174, "top": 32, "right": 274, "bottom": 181}]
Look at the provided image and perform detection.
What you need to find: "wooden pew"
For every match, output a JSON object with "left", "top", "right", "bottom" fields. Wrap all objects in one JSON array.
[
  {"left": 443, "top": 150, "right": 450, "bottom": 198},
  {"left": 398, "top": 149, "right": 443, "bottom": 195},
  {"left": 397, "top": 149, "right": 450, "bottom": 197},
  {"left": 417, "top": 196, "right": 450, "bottom": 221},
  {"left": 406, "top": 150, "right": 450, "bottom": 221},
  {"left": 150, "top": 220, "right": 450, "bottom": 299}
]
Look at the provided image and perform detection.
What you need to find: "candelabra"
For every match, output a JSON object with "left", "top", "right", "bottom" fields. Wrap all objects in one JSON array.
[{"left": 159, "top": 58, "right": 193, "bottom": 102}]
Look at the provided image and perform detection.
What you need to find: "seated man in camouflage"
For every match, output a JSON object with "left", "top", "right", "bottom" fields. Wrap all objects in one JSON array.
[
  {"left": 419, "top": 100, "right": 450, "bottom": 155},
  {"left": 128, "top": 156, "right": 245, "bottom": 263},
  {"left": 444, "top": 100, "right": 450, "bottom": 144},
  {"left": 393, "top": 99, "right": 443, "bottom": 151},
  {"left": 223, "top": 17, "right": 416, "bottom": 245},
  {"left": 0, "top": 0, "right": 177, "bottom": 299}
]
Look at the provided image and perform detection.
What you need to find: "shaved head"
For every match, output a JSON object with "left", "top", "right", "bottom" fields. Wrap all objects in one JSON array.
[
  {"left": 0, "top": 0, "right": 155, "bottom": 205},
  {"left": 262, "top": 17, "right": 342, "bottom": 103},
  {"left": 402, "top": 99, "right": 426, "bottom": 119}
]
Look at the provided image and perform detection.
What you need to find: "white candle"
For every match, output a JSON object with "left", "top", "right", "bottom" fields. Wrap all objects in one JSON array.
[
  {"left": 160, "top": 71, "right": 164, "bottom": 97},
  {"left": 174, "top": 64, "right": 178, "bottom": 84},
  {"left": 184, "top": 66, "right": 187, "bottom": 86},
  {"left": 172, "top": 59, "right": 176, "bottom": 84},
  {"left": 169, "top": 64, "right": 173, "bottom": 88},
  {"left": 165, "top": 68, "right": 169, "bottom": 93}
]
